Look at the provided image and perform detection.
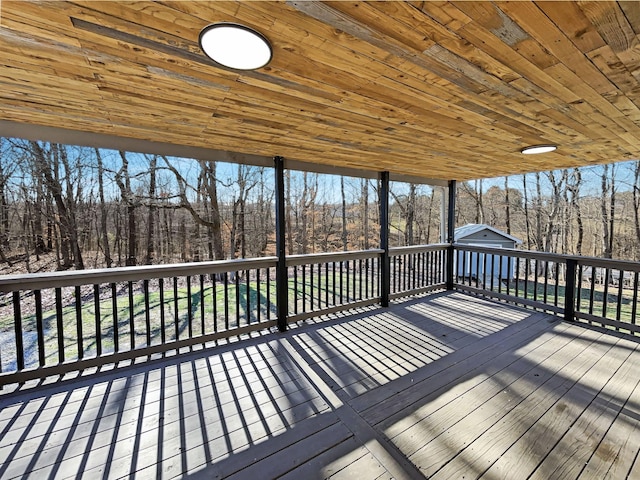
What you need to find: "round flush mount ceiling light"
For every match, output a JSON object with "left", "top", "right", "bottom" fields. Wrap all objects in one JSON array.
[
  {"left": 199, "top": 23, "right": 272, "bottom": 70},
  {"left": 521, "top": 144, "right": 557, "bottom": 155}
]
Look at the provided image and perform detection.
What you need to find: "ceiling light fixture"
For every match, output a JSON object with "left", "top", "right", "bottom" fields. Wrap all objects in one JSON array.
[
  {"left": 521, "top": 144, "right": 557, "bottom": 155},
  {"left": 199, "top": 23, "right": 272, "bottom": 71}
]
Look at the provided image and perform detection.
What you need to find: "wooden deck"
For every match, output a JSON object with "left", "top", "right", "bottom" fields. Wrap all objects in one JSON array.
[{"left": 1, "top": 291, "right": 640, "bottom": 479}]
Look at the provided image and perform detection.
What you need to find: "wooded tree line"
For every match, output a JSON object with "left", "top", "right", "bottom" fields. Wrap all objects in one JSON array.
[
  {"left": 0, "top": 138, "right": 639, "bottom": 273},
  {"left": 456, "top": 163, "right": 640, "bottom": 261}
]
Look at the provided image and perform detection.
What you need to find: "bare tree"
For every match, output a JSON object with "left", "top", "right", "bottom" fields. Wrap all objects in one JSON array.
[
  {"left": 568, "top": 168, "right": 584, "bottom": 255},
  {"left": 115, "top": 151, "right": 137, "bottom": 266},
  {"left": 341, "top": 176, "right": 348, "bottom": 251},
  {"left": 28, "top": 142, "right": 84, "bottom": 269},
  {"left": 145, "top": 155, "right": 157, "bottom": 264},
  {"left": 162, "top": 157, "right": 225, "bottom": 260},
  {"left": 95, "top": 148, "right": 112, "bottom": 267},
  {"left": 634, "top": 161, "right": 640, "bottom": 249}
]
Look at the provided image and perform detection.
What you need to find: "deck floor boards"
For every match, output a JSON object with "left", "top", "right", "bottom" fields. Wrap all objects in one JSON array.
[{"left": 1, "top": 291, "right": 640, "bottom": 479}]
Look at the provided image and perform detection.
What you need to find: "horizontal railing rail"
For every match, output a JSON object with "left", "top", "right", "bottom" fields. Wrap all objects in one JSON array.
[
  {"left": 389, "top": 244, "right": 448, "bottom": 299},
  {"left": 0, "top": 248, "right": 449, "bottom": 386},
  {"left": 0, "top": 257, "right": 279, "bottom": 386},
  {"left": 6, "top": 241, "right": 634, "bottom": 386},
  {"left": 287, "top": 249, "right": 384, "bottom": 323},
  {"left": 453, "top": 244, "right": 640, "bottom": 335}
]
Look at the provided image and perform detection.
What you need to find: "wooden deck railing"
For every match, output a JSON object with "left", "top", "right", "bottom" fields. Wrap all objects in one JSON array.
[
  {"left": 453, "top": 244, "right": 640, "bottom": 334},
  {"left": 0, "top": 245, "right": 448, "bottom": 385},
  {"left": 2, "top": 243, "right": 635, "bottom": 386}
]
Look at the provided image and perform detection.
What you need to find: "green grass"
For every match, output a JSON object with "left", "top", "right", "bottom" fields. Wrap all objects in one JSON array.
[
  {"left": 0, "top": 271, "right": 378, "bottom": 370},
  {"left": 485, "top": 278, "right": 637, "bottom": 324}
]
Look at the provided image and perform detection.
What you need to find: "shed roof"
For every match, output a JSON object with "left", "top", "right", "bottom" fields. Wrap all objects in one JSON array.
[{"left": 454, "top": 224, "right": 523, "bottom": 244}]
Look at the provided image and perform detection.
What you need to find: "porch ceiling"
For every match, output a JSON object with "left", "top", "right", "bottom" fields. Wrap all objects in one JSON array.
[{"left": 2, "top": 1, "right": 640, "bottom": 181}]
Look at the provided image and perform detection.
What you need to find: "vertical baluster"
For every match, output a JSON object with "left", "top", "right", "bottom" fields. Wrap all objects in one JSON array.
[
  {"left": 200, "top": 275, "right": 206, "bottom": 334},
  {"left": 213, "top": 273, "right": 219, "bottom": 330},
  {"left": 533, "top": 259, "right": 538, "bottom": 302},
  {"left": 13, "top": 292, "right": 24, "bottom": 371},
  {"left": 236, "top": 271, "right": 241, "bottom": 327},
  {"left": 302, "top": 264, "right": 307, "bottom": 312},
  {"left": 461, "top": 249, "right": 467, "bottom": 287},
  {"left": 543, "top": 261, "right": 549, "bottom": 305},
  {"left": 56, "top": 287, "right": 65, "bottom": 362},
  {"left": 345, "top": 260, "right": 350, "bottom": 302},
  {"left": 358, "top": 258, "right": 362, "bottom": 300},
  {"left": 76, "top": 285, "right": 84, "bottom": 359},
  {"left": 524, "top": 258, "right": 529, "bottom": 300},
  {"left": 159, "top": 278, "right": 166, "bottom": 344},
  {"left": 391, "top": 255, "right": 396, "bottom": 294},
  {"left": 94, "top": 285, "right": 102, "bottom": 356},
  {"left": 266, "top": 268, "right": 271, "bottom": 321},
  {"left": 332, "top": 261, "right": 337, "bottom": 306},
  {"left": 482, "top": 252, "right": 488, "bottom": 290},
  {"left": 489, "top": 254, "right": 495, "bottom": 291},
  {"left": 376, "top": 257, "right": 382, "bottom": 298},
  {"left": 293, "top": 265, "right": 298, "bottom": 315},
  {"left": 515, "top": 257, "right": 520, "bottom": 297},
  {"left": 325, "top": 262, "right": 329, "bottom": 307},
  {"left": 35, "top": 290, "right": 45, "bottom": 367},
  {"left": 589, "top": 268, "right": 596, "bottom": 315},
  {"left": 574, "top": 265, "right": 582, "bottom": 313},
  {"left": 318, "top": 262, "right": 323, "bottom": 309},
  {"left": 257, "top": 268, "right": 261, "bottom": 323},
  {"left": 224, "top": 272, "right": 229, "bottom": 330},
  {"left": 144, "top": 280, "right": 151, "bottom": 346},
  {"left": 187, "top": 276, "right": 193, "bottom": 337},
  {"left": 340, "top": 260, "right": 344, "bottom": 304},
  {"left": 616, "top": 269, "right": 624, "bottom": 328},
  {"left": 632, "top": 271, "right": 638, "bottom": 326},
  {"left": 497, "top": 254, "right": 503, "bottom": 294},
  {"left": 352, "top": 259, "right": 357, "bottom": 301},
  {"left": 127, "top": 281, "right": 135, "bottom": 350},
  {"left": 310, "top": 264, "right": 314, "bottom": 311},
  {"left": 110, "top": 283, "right": 119, "bottom": 353},
  {"left": 412, "top": 253, "right": 417, "bottom": 290},
  {"left": 404, "top": 255, "right": 408, "bottom": 292},
  {"left": 554, "top": 263, "right": 560, "bottom": 307},
  {"left": 506, "top": 256, "right": 511, "bottom": 296},
  {"left": 173, "top": 277, "right": 179, "bottom": 341},
  {"left": 603, "top": 269, "right": 610, "bottom": 320},
  {"left": 246, "top": 269, "right": 251, "bottom": 325},
  {"left": 365, "top": 258, "right": 369, "bottom": 299}
]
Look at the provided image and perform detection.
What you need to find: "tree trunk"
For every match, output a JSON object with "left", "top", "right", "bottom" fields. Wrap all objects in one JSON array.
[
  {"left": 633, "top": 161, "right": 640, "bottom": 251},
  {"left": 504, "top": 176, "right": 511, "bottom": 235},
  {"left": 362, "top": 179, "right": 369, "bottom": 249},
  {"left": 522, "top": 175, "right": 531, "bottom": 250},
  {"left": 601, "top": 164, "right": 611, "bottom": 258},
  {"left": 95, "top": 148, "right": 112, "bottom": 267},
  {"left": 117, "top": 151, "right": 137, "bottom": 266},
  {"left": 570, "top": 168, "right": 584, "bottom": 255},
  {"left": 405, "top": 183, "right": 416, "bottom": 245},
  {"left": 341, "top": 176, "right": 348, "bottom": 251},
  {"left": 145, "top": 155, "right": 157, "bottom": 264}
]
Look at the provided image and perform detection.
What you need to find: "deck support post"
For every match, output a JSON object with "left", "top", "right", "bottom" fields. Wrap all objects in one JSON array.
[
  {"left": 380, "top": 171, "right": 390, "bottom": 307},
  {"left": 446, "top": 180, "right": 457, "bottom": 290},
  {"left": 565, "top": 258, "right": 577, "bottom": 322},
  {"left": 274, "top": 156, "right": 288, "bottom": 331}
]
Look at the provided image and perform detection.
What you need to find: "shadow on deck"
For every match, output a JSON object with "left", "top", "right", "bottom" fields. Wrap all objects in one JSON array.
[{"left": 1, "top": 291, "right": 639, "bottom": 479}]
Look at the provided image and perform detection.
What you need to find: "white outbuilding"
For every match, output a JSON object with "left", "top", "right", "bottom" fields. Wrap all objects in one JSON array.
[{"left": 455, "top": 224, "right": 522, "bottom": 282}]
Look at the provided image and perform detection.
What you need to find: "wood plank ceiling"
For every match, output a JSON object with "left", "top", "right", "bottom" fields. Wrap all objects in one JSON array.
[{"left": 1, "top": 1, "right": 640, "bottom": 181}]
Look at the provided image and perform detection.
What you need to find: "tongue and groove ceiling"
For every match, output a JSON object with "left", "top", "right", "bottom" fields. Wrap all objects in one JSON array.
[{"left": 1, "top": 1, "right": 640, "bottom": 181}]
